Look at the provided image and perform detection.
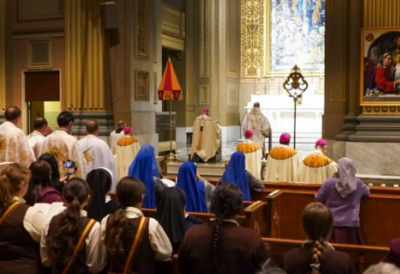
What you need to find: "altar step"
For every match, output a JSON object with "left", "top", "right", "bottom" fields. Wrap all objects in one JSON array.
[{"left": 166, "top": 161, "right": 227, "bottom": 177}]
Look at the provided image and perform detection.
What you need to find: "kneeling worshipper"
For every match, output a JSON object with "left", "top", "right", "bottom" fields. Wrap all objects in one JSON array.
[
  {"left": 176, "top": 161, "right": 215, "bottom": 212},
  {"left": 219, "top": 151, "right": 264, "bottom": 201},
  {"left": 115, "top": 126, "right": 141, "bottom": 180},
  {"left": 315, "top": 157, "right": 370, "bottom": 245},
  {"left": 128, "top": 152, "right": 167, "bottom": 208},
  {"left": 264, "top": 132, "right": 303, "bottom": 182},
  {"left": 190, "top": 107, "right": 221, "bottom": 163},
  {"left": 283, "top": 202, "right": 357, "bottom": 274},
  {"left": 155, "top": 188, "right": 204, "bottom": 253},
  {"left": 236, "top": 130, "right": 263, "bottom": 179},
  {"left": 298, "top": 138, "right": 338, "bottom": 184}
]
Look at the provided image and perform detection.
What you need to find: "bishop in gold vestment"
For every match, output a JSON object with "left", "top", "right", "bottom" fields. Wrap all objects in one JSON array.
[{"left": 190, "top": 108, "right": 221, "bottom": 162}]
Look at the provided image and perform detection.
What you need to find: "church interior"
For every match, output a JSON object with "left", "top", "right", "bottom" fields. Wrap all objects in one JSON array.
[{"left": 2, "top": 0, "right": 400, "bottom": 273}]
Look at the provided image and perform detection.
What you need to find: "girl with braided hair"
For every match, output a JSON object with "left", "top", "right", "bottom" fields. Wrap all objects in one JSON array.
[
  {"left": 41, "top": 178, "right": 107, "bottom": 273},
  {"left": 283, "top": 202, "right": 357, "bottom": 274},
  {"left": 179, "top": 183, "right": 269, "bottom": 274},
  {"left": 101, "top": 177, "right": 172, "bottom": 273}
]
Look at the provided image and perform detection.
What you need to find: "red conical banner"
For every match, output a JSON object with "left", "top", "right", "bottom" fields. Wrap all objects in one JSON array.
[{"left": 158, "top": 58, "right": 183, "bottom": 101}]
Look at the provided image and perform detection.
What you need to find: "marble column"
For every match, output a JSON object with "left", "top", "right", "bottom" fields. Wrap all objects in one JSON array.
[
  {"left": 335, "top": 0, "right": 362, "bottom": 141},
  {"left": 348, "top": 0, "right": 400, "bottom": 142}
]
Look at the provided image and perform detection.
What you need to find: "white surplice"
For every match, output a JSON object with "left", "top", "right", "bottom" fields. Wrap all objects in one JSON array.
[
  {"left": 78, "top": 134, "right": 118, "bottom": 192},
  {"left": 40, "top": 129, "right": 87, "bottom": 179},
  {"left": 115, "top": 136, "right": 141, "bottom": 180},
  {"left": 109, "top": 129, "right": 124, "bottom": 155},
  {"left": 27, "top": 130, "right": 46, "bottom": 159},
  {"left": 236, "top": 140, "right": 263, "bottom": 179},
  {"left": 242, "top": 107, "right": 271, "bottom": 148},
  {"left": 264, "top": 144, "right": 303, "bottom": 182},
  {"left": 298, "top": 150, "right": 338, "bottom": 184},
  {"left": 0, "top": 121, "right": 35, "bottom": 168}
]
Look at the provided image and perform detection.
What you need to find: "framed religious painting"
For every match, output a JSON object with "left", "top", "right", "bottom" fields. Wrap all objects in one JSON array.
[
  {"left": 135, "top": 70, "right": 150, "bottom": 101},
  {"left": 360, "top": 28, "right": 400, "bottom": 107},
  {"left": 267, "top": 0, "right": 325, "bottom": 75}
]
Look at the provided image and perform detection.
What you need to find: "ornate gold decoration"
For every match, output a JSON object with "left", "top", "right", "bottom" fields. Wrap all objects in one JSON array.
[
  {"left": 241, "top": 0, "right": 265, "bottom": 78},
  {"left": 0, "top": 135, "right": 6, "bottom": 153},
  {"left": 363, "top": 106, "right": 400, "bottom": 115},
  {"left": 49, "top": 147, "right": 66, "bottom": 163},
  {"left": 83, "top": 147, "right": 94, "bottom": 164},
  {"left": 283, "top": 65, "right": 308, "bottom": 149}
]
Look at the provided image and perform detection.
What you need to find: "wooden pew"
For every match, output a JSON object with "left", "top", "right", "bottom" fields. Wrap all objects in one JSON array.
[
  {"left": 264, "top": 237, "right": 388, "bottom": 274},
  {"left": 262, "top": 181, "right": 400, "bottom": 196},
  {"left": 265, "top": 190, "right": 400, "bottom": 246},
  {"left": 170, "top": 237, "right": 388, "bottom": 274},
  {"left": 141, "top": 200, "right": 267, "bottom": 236}
]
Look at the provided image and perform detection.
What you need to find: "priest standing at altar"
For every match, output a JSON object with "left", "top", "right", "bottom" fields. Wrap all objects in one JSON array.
[
  {"left": 190, "top": 107, "right": 221, "bottom": 163},
  {"left": 242, "top": 102, "right": 271, "bottom": 152}
]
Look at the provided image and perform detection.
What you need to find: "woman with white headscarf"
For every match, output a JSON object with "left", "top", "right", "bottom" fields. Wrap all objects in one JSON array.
[{"left": 315, "top": 157, "right": 370, "bottom": 245}]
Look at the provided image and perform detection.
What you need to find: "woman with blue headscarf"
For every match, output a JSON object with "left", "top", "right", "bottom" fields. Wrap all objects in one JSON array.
[
  {"left": 128, "top": 152, "right": 167, "bottom": 208},
  {"left": 176, "top": 161, "right": 214, "bottom": 212},
  {"left": 219, "top": 151, "right": 264, "bottom": 201},
  {"left": 138, "top": 144, "right": 162, "bottom": 178}
]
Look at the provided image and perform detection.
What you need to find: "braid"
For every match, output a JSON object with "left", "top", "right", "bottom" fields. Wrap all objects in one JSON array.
[
  {"left": 105, "top": 208, "right": 128, "bottom": 254},
  {"left": 310, "top": 239, "right": 324, "bottom": 274},
  {"left": 210, "top": 183, "right": 243, "bottom": 272},
  {"left": 49, "top": 178, "right": 89, "bottom": 266},
  {"left": 302, "top": 202, "right": 332, "bottom": 274},
  {"left": 105, "top": 177, "right": 146, "bottom": 255}
]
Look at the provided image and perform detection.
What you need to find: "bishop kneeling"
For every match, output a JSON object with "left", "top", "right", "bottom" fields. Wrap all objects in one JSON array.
[{"left": 190, "top": 107, "right": 221, "bottom": 163}]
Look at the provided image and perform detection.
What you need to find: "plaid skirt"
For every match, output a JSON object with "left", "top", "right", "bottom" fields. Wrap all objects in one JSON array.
[{"left": 332, "top": 226, "right": 364, "bottom": 245}]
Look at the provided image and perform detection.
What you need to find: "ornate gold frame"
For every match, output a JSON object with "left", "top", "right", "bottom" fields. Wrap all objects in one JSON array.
[
  {"left": 135, "top": 70, "right": 150, "bottom": 101},
  {"left": 360, "top": 28, "right": 400, "bottom": 111},
  {"left": 135, "top": 0, "right": 149, "bottom": 58}
]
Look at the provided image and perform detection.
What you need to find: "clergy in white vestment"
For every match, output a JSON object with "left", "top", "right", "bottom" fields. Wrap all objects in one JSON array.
[
  {"left": 27, "top": 117, "right": 48, "bottom": 159},
  {"left": 298, "top": 138, "right": 338, "bottom": 184},
  {"left": 236, "top": 130, "right": 263, "bottom": 179},
  {"left": 242, "top": 102, "right": 271, "bottom": 150},
  {"left": 109, "top": 119, "right": 125, "bottom": 154},
  {"left": 40, "top": 111, "right": 87, "bottom": 179},
  {"left": 0, "top": 106, "right": 35, "bottom": 168},
  {"left": 115, "top": 126, "right": 141, "bottom": 180},
  {"left": 78, "top": 119, "right": 118, "bottom": 192},
  {"left": 264, "top": 133, "right": 303, "bottom": 182},
  {"left": 190, "top": 107, "right": 221, "bottom": 163}
]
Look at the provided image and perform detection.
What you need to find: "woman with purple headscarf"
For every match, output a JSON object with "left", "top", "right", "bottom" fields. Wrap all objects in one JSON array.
[{"left": 315, "top": 157, "right": 370, "bottom": 245}]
